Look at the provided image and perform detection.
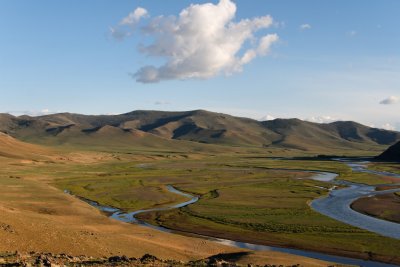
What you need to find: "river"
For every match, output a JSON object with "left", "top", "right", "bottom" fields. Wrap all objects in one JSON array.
[
  {"left": 310, "top": 159, "right": 400, "bottom": 239},
  {"left": 67, "top": 160, "right": 400, "bottom": 267}
]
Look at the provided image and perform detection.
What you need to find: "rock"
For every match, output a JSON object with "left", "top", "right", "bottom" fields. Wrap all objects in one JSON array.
[
  {"left": 107, "top": 255, "right": 129, "bottom": 262},
  {"left": 140, "top": 254, "right": 159, "bottom": 262},
  {"left": 120, "top": 255, "right": 129, "bottom": 262}
]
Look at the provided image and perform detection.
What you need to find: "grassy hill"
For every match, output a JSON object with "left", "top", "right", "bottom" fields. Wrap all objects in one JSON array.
[
  {"left": 0, "top": 132, "right": 50, "bottom": 159},
  {"left": 1, "top": 110, "right": 399, "bottom": 154},
  {"left": 263, "top": 119, "right": 399, "bottom": 152}
]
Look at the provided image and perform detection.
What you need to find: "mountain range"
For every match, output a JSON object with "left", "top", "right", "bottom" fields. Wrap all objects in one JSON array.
[{"left": 0, "top": 110, "right": 399, "bottom": 154}]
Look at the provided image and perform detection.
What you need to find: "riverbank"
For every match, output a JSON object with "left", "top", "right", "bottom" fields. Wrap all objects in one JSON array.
[
  {"left": 0, "top": 251, "right": 290, "bottom": 267},
  {"left": 74, "top": 183, "right": 399, "bottom": 266},
  {"left": 351, "top": 192, "right": 400, "bottom": 224}
]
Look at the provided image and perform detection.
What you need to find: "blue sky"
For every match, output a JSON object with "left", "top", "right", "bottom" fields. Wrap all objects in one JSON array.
[{"left": 0, "top": 0, "right": 399, "bottom": 130}]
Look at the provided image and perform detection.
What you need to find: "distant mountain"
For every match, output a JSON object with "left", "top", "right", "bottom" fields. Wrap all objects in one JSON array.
[
  {"left": 262, "top": 119, "right": 399, "bottom": 151},
  {"left": 0, "top": 110, "right": 399, "bottom": 153},
  {"left": 376, "top": 141, "right": 400, "bottom": 162}
]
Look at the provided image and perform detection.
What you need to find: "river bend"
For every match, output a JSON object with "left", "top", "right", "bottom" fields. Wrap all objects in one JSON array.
[{"left": 67, "top": 161, "right": 400, "bottom": 267}]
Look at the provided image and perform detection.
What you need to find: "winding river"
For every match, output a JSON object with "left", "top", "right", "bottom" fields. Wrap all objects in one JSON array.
[
  {"left": 311, "top": 159, "right": 400, "bottom": 240},
  {"left": 68, "top": 160, "right": 400, "bottom": 267}
]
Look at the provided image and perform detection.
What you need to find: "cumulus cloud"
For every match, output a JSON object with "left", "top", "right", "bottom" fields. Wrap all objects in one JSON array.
[
  {"left": 112, "top": 0, "right": 279, "bottom": 83},
  {"left": 380, "top": 96, "right": 399, "bottom": 105},
  {"left": 110, "top": 7, "right": 148, "bottom": 40},
  {"left": 300, "top": 24, "right": 311, "bottom": 30},
  {"left": 306, "top": 116, "right": 338, "bottom": 124}
]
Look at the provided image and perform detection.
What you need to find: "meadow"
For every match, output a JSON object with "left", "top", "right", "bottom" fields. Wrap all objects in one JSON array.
[
  {"left": 10, "top": 151, "right": 399, "bottom": 265},
  {"left": 368, "top": 162, "right": 400, "bottom": 175}
]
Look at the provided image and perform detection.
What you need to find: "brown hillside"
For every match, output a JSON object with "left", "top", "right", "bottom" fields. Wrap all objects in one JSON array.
[
  {"left": 0, "top": 132, "right": 49, "bottom": 159},
  {"left": 1, "top": 110, "right": 399, "bottom": 153}
]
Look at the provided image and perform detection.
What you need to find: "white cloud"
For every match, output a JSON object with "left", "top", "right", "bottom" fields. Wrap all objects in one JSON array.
[
  {"left": 114, "top": 0, "right": 278, "bottom": 83},
  {"left": 110, "top": 7, "right": 148, "bottom": 40},
  {"left": 120, "top": 7, "right": 148, "bottom": 26},
  {"left": 306, "top": 116, "right": 338, "bottom": 124},
  {"left": 8, "top": 109, "right": 54, "bottom": 117},
  {"left": 381, "top": 123, "right": 395, "bottom": 131},
  {"left": 257, "top": 34, "right": 279, "bottom": 55},
  {"left": 300, "top": 24, "right": 311, "bottom": 30},
  {"left": 380, "top": 96, "right": 399, "bottom": 105},
  {"left": 260, "top": 114, "right": 275, "bottom": 121}
]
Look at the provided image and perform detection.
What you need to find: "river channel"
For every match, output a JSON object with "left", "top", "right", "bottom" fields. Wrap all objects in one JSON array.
[{"left": 67, "top": 160, "right": 400, "bottom": 267}]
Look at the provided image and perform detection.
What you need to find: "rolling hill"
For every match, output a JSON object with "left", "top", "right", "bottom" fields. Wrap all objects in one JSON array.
[
  {"left": 0, "top": 110, "right": 399, "bottom": 154},
  {"left": 0, "top": 132, "right": 50, "bottom": 159}
]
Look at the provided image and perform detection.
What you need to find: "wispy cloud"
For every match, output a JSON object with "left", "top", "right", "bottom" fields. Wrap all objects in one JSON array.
[
  {"left": 380, "top": 96, "right": 399, "bottom": 105},
  {"left": 112, "top": 0, "right": 279, "bottom": 83},
  {"left": 154, "top": 101, "right": 171, "bottom": 105},
  {"left": 110, "top": 7, "right": 148, "bottom": 40},
  {"left": 300, "top": 24, "right": 311, "bottom": 30},
  {"left": 346, "top": 30, "right": 357, "bottom": 37},
  {"left": 7, "top": 109, "right": 55, "bottom": 117}
]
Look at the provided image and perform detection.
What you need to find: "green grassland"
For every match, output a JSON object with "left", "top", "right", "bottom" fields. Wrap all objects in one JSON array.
[
  {"left": 6, "top": 153, "right": 400, "bottom": 264},
  {"left": 367, "top": 162, "right": 400, "bottom": 175},
  {"left": 137, "top": 158, "right": 400, "bottom": 262}
]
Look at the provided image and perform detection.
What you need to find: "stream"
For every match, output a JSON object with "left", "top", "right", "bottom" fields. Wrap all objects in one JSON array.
[
  {"left": 67, "top": 161, "right": 400, "bottom": 267},
  {"left": 311, "top": 159, "right": 400, "bottom": 240}
]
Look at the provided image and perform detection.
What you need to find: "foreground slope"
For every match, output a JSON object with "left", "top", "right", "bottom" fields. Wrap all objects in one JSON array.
[
  {"left": 1, "top": 110, "right": 399, "bottom": 153},
  {"left": 0, "top": 132, "right": 50, "bottom": 159},
  {"left": 377, "top": 141, "right": 400, "bottom": 162}
]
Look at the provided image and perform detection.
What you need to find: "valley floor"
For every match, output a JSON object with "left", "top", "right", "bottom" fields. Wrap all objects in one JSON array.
[
  {"left": 0, "top": 153, "right": 336, "bottom": 267},
  {"left": 1, "top": 148, "right": 400, "bottom": 266}
]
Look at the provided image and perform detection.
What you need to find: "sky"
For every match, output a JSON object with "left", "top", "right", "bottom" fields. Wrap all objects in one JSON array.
[{"left": 0, "top": 0, "right": 399, "bottom": 130}]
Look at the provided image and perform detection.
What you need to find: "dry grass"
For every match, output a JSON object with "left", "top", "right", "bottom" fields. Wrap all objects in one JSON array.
[{"left": 351, "top": 192, "right": 400, "bottom": 223}]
